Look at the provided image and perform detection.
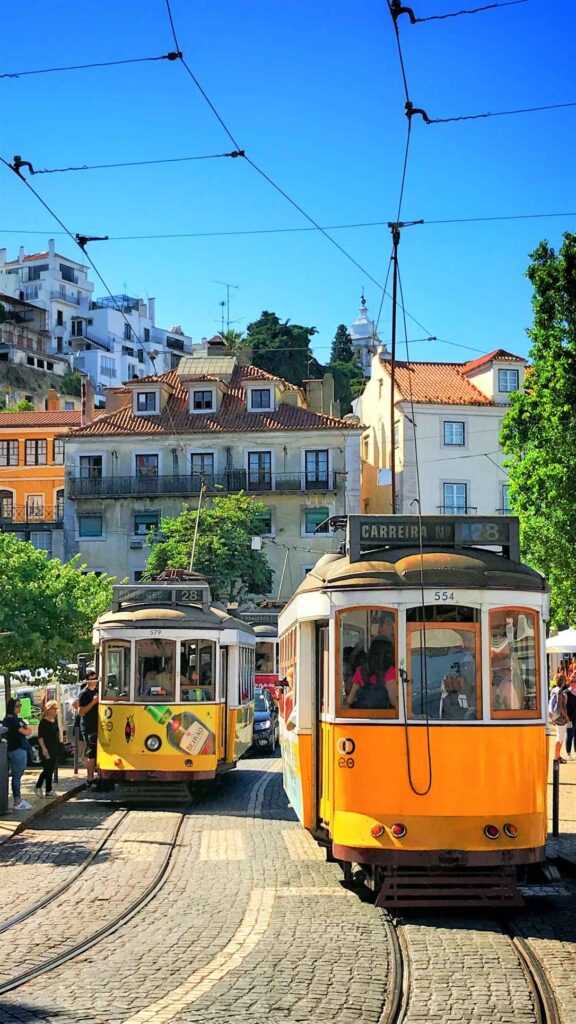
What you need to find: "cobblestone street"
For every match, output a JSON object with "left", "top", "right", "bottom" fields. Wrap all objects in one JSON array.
[{"left": 0, "top": 755, "right": 574, "bottom": 1024}]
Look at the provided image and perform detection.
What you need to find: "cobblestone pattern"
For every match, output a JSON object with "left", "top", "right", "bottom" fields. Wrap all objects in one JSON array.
[
  {"left": 0, "top": 804, "right": 122, "bottom": 921},
  {"left": 400, "top": 915, "right": 540, "bottom": 1024},
  {"left": 512, "top": 893, "right": 576, "bottom": 1024},
  {"left": 0, "top": 809, "right": 181, "bottom": 987},
  {"left": 0, "top": 756, "right": 394, "bottom": 1024}
]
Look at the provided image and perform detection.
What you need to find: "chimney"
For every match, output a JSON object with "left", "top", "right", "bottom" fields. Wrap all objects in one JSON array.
[
  {"left": 46, "top": 388, "right": 60, "bottom": 412},
  {"left": 0, "top": 249, "right": 6, "bottom": 268},
  {"left": 48, "top": 238, "right": 55, "bottom": 255},
  {"left": 80, "top": 375, "right": 95, "bottom": 425},
  {"left": 18, "top": 246, "right": 25, "bottom": 263},
  {"left": 148, "top": 298, "right": 156, "bottom": 325}
]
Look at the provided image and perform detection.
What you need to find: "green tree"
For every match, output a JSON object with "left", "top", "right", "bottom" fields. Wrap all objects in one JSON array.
[
  {"left": 1, "top": 399, "right": 34, "bottom": 412},
  {"left": 501, "top": 232, "right": 576, "bottom": 627},
  {"left": 144, "top": 493, "right": 273, "bottom": 601},
  {"left": 246, "top": 311, "right": 323, "bottom": 386},
  {"left": 330, "top": 324, "right": 354, "bottom": 363},
  {"left": 60, "top": 370, "right": 83, "bottom": 396},
  {"left": 0, "top": 535, "right": 113, "bottom": 680},
  {"left": 218, "top": 328, "right": 249, "bottom": 354}
]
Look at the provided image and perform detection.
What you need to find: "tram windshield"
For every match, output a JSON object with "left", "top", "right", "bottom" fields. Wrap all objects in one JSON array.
[
  {"left": 338, "top": 608, "right": 397, "bottom": 713},
  {"left": 135, "top": 639, "right": 176, "bottom": 702},
  {"left": 408, "top": 621, "right": 479, "bottom": 720},
  {"left": 489, "top": 609, "right": 538, "bottom": 715},
  {"left": 102, "top": 641, "right": 131, "bottom": 700},
  {"left": 180, "top": 640, "right": 216, "bottom": 702},
  {"left": 255, "top": 641, "right": 277, "bottom": 676}
]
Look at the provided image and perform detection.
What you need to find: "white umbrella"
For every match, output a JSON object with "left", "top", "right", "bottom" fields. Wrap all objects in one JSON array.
[{"left": 546, "top": 629, "right": 576, "bottom": 654}]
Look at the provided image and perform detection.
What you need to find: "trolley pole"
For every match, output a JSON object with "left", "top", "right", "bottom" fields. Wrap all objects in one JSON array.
[
  {"left": 552, "top": 757, "right": 560, "bottom": 838},
  {"left": 388, "top": 223, "right": 401, "bottom": 515}
]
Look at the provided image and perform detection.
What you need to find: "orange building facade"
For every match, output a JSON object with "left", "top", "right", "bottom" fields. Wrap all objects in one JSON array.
[{"left": 0, "top": 401, "right": 80, "bottom": 557}]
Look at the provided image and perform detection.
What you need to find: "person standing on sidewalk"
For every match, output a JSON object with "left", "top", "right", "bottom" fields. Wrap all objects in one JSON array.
[
  {"left": 566, "top": 674, "right": 576, "bottom": 761},
  {"left": 35, "top": 700, "right": 61, "bottom": 797},
  {"left": 2, "top": 698, "right": 33, "bottom": 810},
  {"left": 78, "top": 671, "right": 99, "bottom": 787},
  {"left": 549, "top": 672, "right": 570, "bottom": 764}
]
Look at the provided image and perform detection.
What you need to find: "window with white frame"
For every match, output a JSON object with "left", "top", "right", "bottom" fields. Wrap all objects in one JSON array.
[
  {"left": 498, "top": 368, "right": 519, "bottom": 393},
  {"left": 26, "top": 495, "right": 45, "bottom": 519},
  {"left": 442, "top": 482, "right": 468, "bottom": 514},
  {"left": 0, "top": 440, "right": 19, "bottom": 467},
  {"left": 191, "top": 453, "right": 214, "bottom": 486},
  {"left": 501, "top": 483, "right": 511, "bottom": 513},
  {"left": 257, "top": 507, "right": 273, "bottom": 536},
  {"left": 53, "top": 437, "right": 65, "bottom": 464},
  {"left": 134, "top": 511, "right": 160, "bottom": 536},
  {"left": 25, "top": 439, "right": 47, "bottom": 466},
  {"left": 248, "top": 451, "right": 272, "bottom": 490},
  {"left": 249, "top": 387, "right": 272, "bottom": 411},
  {"left": 192, "top": 389, "right": 214, "bottom": 411},
  {"left": 79, "top": 455, "right": 102, "bottom": 479},
  {"left": 443, "top": 421, "right": 465, "bottom": 446},
  {"left": 135, "top": 454, "right": 159, "bottom": 478},
  {"left": 305, "top": 450, "right": 329, "bottom": 489},
  {"left": 78, "top": 514, "right": 103, "bottom": 538},
  {"left": 136, "top": 391, "right": 158, "bottom": 413}
]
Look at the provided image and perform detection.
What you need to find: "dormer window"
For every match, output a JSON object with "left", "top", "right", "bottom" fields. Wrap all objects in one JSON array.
[
  {"left": 136, "top": 391, "right": 158, "bottom": 413},
  {"left": 249, "top": 387, "right": 273, "bottom": 411},
  {"left": 498, "top": 368, "right": 519, "bottom": 393},
  {"left": 192, "top": 389, "right": 214, "bottom": 411}
]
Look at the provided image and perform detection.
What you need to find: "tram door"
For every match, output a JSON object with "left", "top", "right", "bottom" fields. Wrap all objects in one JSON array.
[
  {"left": 220, "top": 647, "right": 228, "bottom": 760},
  {"left": 315, "top": 623, "right": 331, "bottom": 827}
]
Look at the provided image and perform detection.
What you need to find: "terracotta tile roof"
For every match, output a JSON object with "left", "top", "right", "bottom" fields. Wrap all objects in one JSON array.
[
  {"left": 0, "top": 411, "right": 82, "bottom": 427},
  {"left": 71, "top": 367, "right": 356, "bottom": 437},
  {"left": 382, "top": 361, "right": 493, "bottom": 406},
  {"left": 462, "top": 348, "right": 526, "bottom": 375}
]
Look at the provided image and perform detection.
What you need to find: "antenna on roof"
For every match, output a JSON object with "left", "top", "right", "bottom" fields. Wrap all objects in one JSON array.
[{"left": 214, "top": 280, "right": 239, "bottom": 332}]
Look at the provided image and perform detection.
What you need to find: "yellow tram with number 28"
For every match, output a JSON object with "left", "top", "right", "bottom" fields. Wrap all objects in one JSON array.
[
  {"left": 278, "top": 515, "right": 549, "bottom": 906},
  {"left": 92, "top": 572, "right": 255, "bottom": 783}
]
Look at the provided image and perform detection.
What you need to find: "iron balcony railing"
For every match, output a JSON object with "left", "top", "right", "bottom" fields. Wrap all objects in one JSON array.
[
  {"left": 437, "top": 505, "right": 478, "bottom": 515},
  {"left": 67, "top": 471, "right": 342, "bottom": 500},
  {"left": 0, "top": 505, "right": 64, "bottom": 526}
]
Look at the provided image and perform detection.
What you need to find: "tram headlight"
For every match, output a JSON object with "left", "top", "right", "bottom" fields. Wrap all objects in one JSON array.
[
  {"left": 145, "top": 734, "right": 162, "bottom": 752},
  {"left": 484, "top": 824, "right": 500, "bottom": 840},
  {"left": 390, "top": 823, "right": 407, "bottom": 839},
  {"left": 503, "top": 823, "right": 518, "bottom": 839}
]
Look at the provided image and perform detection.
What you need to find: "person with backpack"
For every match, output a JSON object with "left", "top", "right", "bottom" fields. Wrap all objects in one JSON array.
[
  {"left": 346, "top": 636, "right": 397, "bottom": 710},
  {"left": 549, "top": 671, "right": 569, "bottom": 764}
]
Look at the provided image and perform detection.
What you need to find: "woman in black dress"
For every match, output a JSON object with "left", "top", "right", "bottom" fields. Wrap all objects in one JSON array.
[{"left": 36, "top": 700, "right": 61, "bottom": 797}]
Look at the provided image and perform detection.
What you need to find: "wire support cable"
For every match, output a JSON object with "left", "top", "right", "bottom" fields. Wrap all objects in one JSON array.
[
  {"left": 30, "top": 151, "right": 243, "bottom": 175},
  {"left": 427, "top": 100, "right": 576, "bottom": 124},
  {"left": 0, "top": 52, "right": 181, "bottom": 79},
  {"left": 392, "top": 0, "right": 527, "bottom": 24}
]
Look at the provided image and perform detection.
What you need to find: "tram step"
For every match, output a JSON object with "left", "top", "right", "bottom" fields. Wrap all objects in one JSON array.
[
  {"left": 375, "top": 869, "right": 524, "bottom": 909},
  {"left": 112, "top": 782, "right": 191, "bottom": 805}
]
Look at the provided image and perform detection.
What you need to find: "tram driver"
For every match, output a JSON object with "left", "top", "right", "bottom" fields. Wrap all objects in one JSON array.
[{"left": 346, "top": 636, "right": 397, "bottom": 710}]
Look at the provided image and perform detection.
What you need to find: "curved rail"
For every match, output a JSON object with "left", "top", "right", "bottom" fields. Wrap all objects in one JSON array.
[
  {"left": 508, "top": 930, "right": 561, "bottom": 1024},
  {"left": 0, "top": 809, "right": 130, "bottom": 937},
  {"left": 0, "top": 811, "right": 185, "bottom": 996},
  {"left": 379, "top": 915, "right": 409, "bottom": 1024}
]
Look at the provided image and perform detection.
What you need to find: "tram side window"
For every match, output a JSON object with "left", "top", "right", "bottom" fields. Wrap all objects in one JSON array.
[
  {"left": 180, "top": 640, "right": 216, "bottom": 702},
  {"left": 408, "top": 621, "right": 479, "bottom": 721},
  {"left": 135, "top": 639, "right": 175, "bottom": 701},
  {"left": 239, "top": 646, "right": 255, "bottom": 702},
  {"left": 280, "top": 626, "right": 298, "bottom": 716},
  {"left": 338, "top": 609, "right": 397, "bottom": 714},
  {"left": 102, "top": 642, "right": 131, "bottom": 700},
  {"left": 490, "top": 609, "right": 539, "bottom": 716}
]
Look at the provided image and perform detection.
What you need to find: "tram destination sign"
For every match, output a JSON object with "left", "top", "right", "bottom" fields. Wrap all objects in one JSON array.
[
  {"left": 113, "top": 585, "right": 206, "bottom": 609},
  {"left": 347, "top": 515, "right": 520, "bottom": 562}
]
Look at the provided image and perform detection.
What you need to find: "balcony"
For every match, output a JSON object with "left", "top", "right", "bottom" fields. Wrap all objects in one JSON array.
[
  {"left": 0, "top": 324, "right": 49, "bottom": 354},
  {"left": 68, "top": 471, "right": 343, "bottom": 500},
  {"left": 0, "top": 505, "right": 64, "bottom": 528}
]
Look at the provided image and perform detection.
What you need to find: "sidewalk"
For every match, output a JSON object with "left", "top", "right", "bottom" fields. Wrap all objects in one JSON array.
[
  {"left": 0, "top": 764, "right": 85, "bottom": 844},
  {"left": 546, "top": 736, "right": 576, "bottom": 865}
]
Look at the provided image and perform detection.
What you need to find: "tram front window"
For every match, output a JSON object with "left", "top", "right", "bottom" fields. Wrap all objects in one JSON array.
[
  {"left": 408, "top": 623, "right": 479, "bottom": 720},
  {"left": 256, "top": 641, "right": 275, "bottom": 675},
  {"left": 102, "top": 642, "right": 131, "bottom": 700},
  {"left": 338, "top": 608, "right": 397, "bottom": 714},
  {"left": 490, "top": 609, "right": 538, "bottom": 715},
  {"left": 136, "top": 639, "right": 175, "bottom": 701},
  {"left": 180, "top": 640, "right": 216, "bottom": 702}
]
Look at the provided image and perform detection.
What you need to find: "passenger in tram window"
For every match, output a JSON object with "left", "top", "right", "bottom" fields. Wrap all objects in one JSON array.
[
  {"left": 439, "top": 663, "right": 468, "bottom": 720},
  {"left": 346, "top": 637, "right": 396, "bottom": 710}
]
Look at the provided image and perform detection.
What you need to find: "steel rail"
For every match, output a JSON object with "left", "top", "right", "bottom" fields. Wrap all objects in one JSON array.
[
  {"left": 0, "top": 811, "right": 186, "bottom": 995},
  {"left": 508, "top": 928, "right": 562, "bottom": 1024},
  {"left": 379, "top": 915, "right": 409, "bottom": 1023},
  {"left": 0, "top": 808, "right": 130, "bottom": 936}
]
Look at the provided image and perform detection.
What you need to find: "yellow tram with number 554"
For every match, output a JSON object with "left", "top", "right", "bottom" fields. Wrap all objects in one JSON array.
[
  {"left": 279, "top": 515, "right": 549, "bottom": 907},
  {"left": 92, "top": 571, "right": 255, "bottom": 784}
]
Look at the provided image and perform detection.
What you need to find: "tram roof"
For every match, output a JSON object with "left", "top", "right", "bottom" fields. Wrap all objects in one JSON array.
[
  {"left": 96, "top": 603, "right": 254, "bottom": 633},
  {"left": 288, "top": 547, "right": 546, "bottom": 601}
]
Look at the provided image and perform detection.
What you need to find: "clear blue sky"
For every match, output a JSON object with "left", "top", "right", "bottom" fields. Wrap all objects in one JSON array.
[{"left": 1, "top": 0, "right": 575, "bottom": 364}]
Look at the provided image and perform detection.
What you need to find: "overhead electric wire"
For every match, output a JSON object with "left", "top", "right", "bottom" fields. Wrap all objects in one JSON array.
[
  {"left": 428, "top": 99, "right": 576, "bottom": 124},
  {"left": 410, "top": 0, "right": 527, "bottom": 23},
  {"left": 0, "top": 52, "right": 180, "bottom": 79},
  {"left": 30, "top": 152, "right": 242, "bottom": 175}
]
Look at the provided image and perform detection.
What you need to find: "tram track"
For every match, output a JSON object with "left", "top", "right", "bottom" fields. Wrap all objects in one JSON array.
[
  {"left": 505, "top": 924, "right": 562, "bottom": 1024},
  {"left": 0, "top": 809, "right": 185, "bottom": 997}
]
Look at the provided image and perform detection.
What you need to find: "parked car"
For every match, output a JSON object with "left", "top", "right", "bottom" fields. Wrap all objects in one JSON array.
[{"left": 252, "top": 687, "right": 279, "bottom": 753}]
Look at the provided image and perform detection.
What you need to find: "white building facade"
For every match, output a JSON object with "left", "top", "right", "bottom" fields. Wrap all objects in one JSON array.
[
  {"left": 64, "top": 354, "right": 362, "bottom": 600},
  {"left": 349, "top": 294, "right": 382, "bottom": 376},
  {"left": 356, "top": 347, "right": 527, "bottom": 516}
]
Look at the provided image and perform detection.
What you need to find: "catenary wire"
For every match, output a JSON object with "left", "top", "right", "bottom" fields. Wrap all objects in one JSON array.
[
  {"left": 411, "top": 0, "right": 527, "bottom": 23},
  {"left": 31, "top": 152, "right": 242, "bottom": 175},
  {"left": 0, "top": 53, "right": 180, "bottom": 79},
  {"left": 428, "top": 100, "right": 576, "bottom": 124}
]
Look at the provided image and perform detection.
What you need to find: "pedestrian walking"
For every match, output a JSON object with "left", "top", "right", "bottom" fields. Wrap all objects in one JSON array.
[
  {"left": 2, "top": 698, "right": 33, "bottom": 810},
  {"left": 549, "top": 671, "right": 570, "bottom": 764},
  {"left": 35, "top": 700, "right": 61, "bottom": 797},
  {"left": 78, "top": 670, "right": 99, "bottom": 787}
]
